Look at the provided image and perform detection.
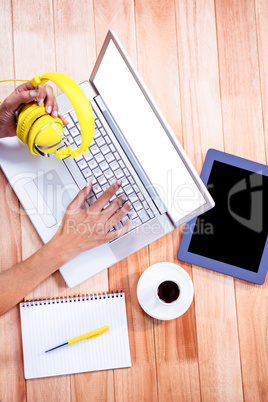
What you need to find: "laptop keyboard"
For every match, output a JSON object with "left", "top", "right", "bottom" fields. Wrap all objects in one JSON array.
[{"left": 61, "top": 109, "right": 156, "bottom": 232}]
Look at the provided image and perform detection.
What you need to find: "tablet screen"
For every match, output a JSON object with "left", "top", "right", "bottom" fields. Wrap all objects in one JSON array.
[{"left": 188, "top": 161, "right": 268, "bottom": 272}]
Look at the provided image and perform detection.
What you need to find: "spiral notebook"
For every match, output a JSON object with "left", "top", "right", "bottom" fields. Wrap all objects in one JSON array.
[{"left": 20, "top": 292, "right": 131, "bottom": 379}]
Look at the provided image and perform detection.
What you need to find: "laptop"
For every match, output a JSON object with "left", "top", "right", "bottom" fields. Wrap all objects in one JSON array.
[{"left": 0, "top": 30, "right": 214, "bottom": 288}]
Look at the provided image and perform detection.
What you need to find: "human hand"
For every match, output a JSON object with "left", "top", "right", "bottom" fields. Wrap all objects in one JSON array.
[
  {"left": 0, "top": 81, "right": 68, "bottom": 139},
  {"left": 52, "top": 180, "right": 132, "bottom": 259}
]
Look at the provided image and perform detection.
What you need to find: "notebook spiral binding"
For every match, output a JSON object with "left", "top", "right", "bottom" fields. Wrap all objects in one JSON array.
[{"left": 21, "top": 291, "right": 124, "bottom": 307}]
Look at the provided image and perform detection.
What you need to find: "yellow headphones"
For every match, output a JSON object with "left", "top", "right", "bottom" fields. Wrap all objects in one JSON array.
[{"left": 1, "top": 73, "right": 94, "bottom": 159}]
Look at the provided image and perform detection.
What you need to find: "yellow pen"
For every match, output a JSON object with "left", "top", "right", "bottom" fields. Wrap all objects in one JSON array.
[{"left": 45, "top": 325, "right": 109, "bottom": 353}]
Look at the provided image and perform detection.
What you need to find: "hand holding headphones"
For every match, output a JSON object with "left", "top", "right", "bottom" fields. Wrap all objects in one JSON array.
[
  {"left": 0, "top": 81, "right": 67, "bottom": 138},
  {"left": 0, "top": 73, "right": 95, "bottom": 159}
]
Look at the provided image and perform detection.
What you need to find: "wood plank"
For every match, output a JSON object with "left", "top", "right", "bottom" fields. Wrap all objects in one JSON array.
[
  {"left": 108, "top": 252, "right": 157, "bottom": 402},
  {"left": 215, "top": 0, "right": 268, "bottom": 400},
  {"left": 256, "top": 0, "right": 268, "bottom": 155},
  {"left": 255, "top": 0, "right": 268, "bottom": 395},
  {"left": 134, "top": 0, "right": 200, "bottom": 400},
  {"left": 175, "top": 0, "right": 244, "bottom": 400},
  {"left": 11, "top": 0, "right": 70, "bottom": 399},
  {"left": 93, "top": 1, "right": 158, "bottom": 400},
  {"left": 0, "top": 1, "right": 26, "bottom": 401}
]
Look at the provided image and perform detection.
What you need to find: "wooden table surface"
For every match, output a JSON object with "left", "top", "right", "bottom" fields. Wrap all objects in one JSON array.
[{"left": 0, "top": 0, "right": 267, "bottom": 401}]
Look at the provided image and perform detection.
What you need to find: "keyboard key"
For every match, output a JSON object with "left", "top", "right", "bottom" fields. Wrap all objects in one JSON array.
[
  {"left": 100, "top": 144, "right": 110, "bottom": 155},
  {"left": 98, "top": 175, "right": 107, "bottom": 186},
  {"left": 70, "top": 110, "right": 78, "bottom": 123},
  {"left": 99, "top": 160, "right": 109, "bottom": 171},
  {"left": 114, "top": 151, "right": 120, "bottom": 160},
  {"left": 124, "top": 185, "right": 133, "bottom": 195},
  {"left": 133, "top": 184, "right": 139, "bottom": 193},
  {"left": 75, "top": 154, "right": 83, "bottom": 162},
  {"left": 131, "top": 217, "right": 142, "bottom": 229},
  {"left": 104, "top": 169, "right": 114, "bottom": 180},
  {"left": 82, "top": 167, "right": 92, "bottom": 178},
  {"left": 92, "top": 167, "right": 102, "bottom": 178},
  {"left": 114, "top": 169, "right": 124, "bottom": 179},
  {"left": 137, "top": 192, "right": 144, "bottom": 201},
  {"left": 105, "top": 135, "right": 111, "bottom": 144},
  {"left": 70, "top": 126, "right": 80, "bottom": 137},
  {"left": 138, "top": 209, "right": 149, "bottom": 223},
  {"left": 110, "top": 144, "right": 116, "bottom": 152},
  {"left": 116, "top": 187, "right": 124, "bottom": 195},
  {"left": 108, "top": 176, "right": 116, "bottom": 185},
  {"left": 128, "top": 209, "right": 137, "bottom": 220},
  {"left": 77, "top": 159, "right": 87, "bottom": 170},
  {"left": 94, "top": 129, "right": 101, "bottom": 138},
  {"left": 74, "top": 136, "right": 82, "bottom": 146},
  {"left": 100, "top": 128, "right": 106, "bottom": 136},
  {"left": 123, "top": 168, "right": 130, "bottom": 176},
  {"left": 93, "top": 183, "right": 102, "bottom": 194},
  {"left": 121, "top": 177, "right": 129, "bottom": 186},
  {"left": 142, "top": 200, "right": 149, "bottom": 209},
  {"left": 129, "top": 176, "right": 135, "bottom": 185},
  {"left": 84, "top": 151, "right": 93, "bottom": 161},
  {"left": 105, "top": 153, "right": 115, "bottom": 163},
  {"left": 110, "top": 160, "right": 120, "bottom": 171},
  {"left": 119, "top": 160, "right": 125, "bottom": 169},
  {"left": 96, "top": 137, "right": 106, "bottom": 147},
  {"left": 88, "top": 159, "right": 98, "bottom": 170},
  {"left": 86, "top": 175, "right": 97, "bottom": 185},
  {"left": 96, "top": 120, "right": 102, "bottom": 128},
  {"left": 128, "top": 193, "right": 138, "bottom": 203},
  {"left": 133, "top": 201, "right": 143, "bottom": 211},
  {"left": 90, "top": 144, "right": 99, "bottom": 155},
  {"left": 148, "top": 209, "right": 154, "bottom": 219},
  {"left": 95, "top": 152, "right": 104, "bottom": 164}
]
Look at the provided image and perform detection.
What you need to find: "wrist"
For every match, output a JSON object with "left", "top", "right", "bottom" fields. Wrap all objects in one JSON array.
[{"left": 46, "top": 230, "right": 77, "bottom": 267}]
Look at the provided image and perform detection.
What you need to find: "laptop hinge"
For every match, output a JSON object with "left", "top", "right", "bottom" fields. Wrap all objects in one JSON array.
[{"left": 94, "top": 95, "right": 169, "bottom": 217}]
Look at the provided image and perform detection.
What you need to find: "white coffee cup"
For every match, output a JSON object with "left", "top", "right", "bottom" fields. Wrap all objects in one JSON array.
[
  {"left": 146, "top": 278, "right": 182, "bottom": 309},
  {"left": 137, "top": 262, "right": 194, "bottom": 320}
]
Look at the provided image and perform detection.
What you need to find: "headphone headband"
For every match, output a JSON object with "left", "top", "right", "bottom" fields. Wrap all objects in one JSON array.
[{"left": 31, "top": 73, "right": 94, "bottom": 159}]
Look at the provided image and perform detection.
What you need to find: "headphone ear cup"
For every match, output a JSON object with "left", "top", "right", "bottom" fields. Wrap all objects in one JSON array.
[
  {"left": 17, "top": 102, "right": 47, "bottom": 148},
  {"left": 17, "top": 102, "right": 63, "bottom": 155},
  {"left": 28, "top": 115, "right": 63, "bottom": 155}
]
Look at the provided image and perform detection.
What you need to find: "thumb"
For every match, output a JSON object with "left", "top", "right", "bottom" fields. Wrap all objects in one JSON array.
[
  {"left": 67, "top": 182, "right": 93, "bottom": 211},
  {"left": 7, "top": 88, "right": 39, "bottom": 113}
]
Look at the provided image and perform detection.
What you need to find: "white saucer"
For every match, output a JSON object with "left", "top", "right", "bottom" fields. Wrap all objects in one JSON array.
[{"left": 137, "top": 262, "right": 194, "bottom": 320}]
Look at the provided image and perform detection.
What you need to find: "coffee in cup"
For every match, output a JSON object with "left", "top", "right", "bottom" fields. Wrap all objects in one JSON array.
[{"left": 157, "top": 280, "right": 180, "bottom": 304}]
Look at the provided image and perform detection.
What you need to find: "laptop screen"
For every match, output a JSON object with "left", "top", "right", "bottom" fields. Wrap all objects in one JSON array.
[{"left": 92, "top": 39, "right": 206, "bottom": 223}]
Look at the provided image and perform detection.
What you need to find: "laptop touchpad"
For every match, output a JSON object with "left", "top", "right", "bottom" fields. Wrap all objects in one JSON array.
[{"left": 24, "top": 169, "right": 73, "bottom": 228}]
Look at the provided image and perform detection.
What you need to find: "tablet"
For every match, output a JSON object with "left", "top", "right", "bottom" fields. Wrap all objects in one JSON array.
[{"left": 177, "top": 149, "right": 268, "bottom": 285}]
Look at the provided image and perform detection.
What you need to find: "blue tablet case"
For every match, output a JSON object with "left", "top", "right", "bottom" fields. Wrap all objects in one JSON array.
[{"left": 177, "top": 149, "right": 268, "bottom": 285}]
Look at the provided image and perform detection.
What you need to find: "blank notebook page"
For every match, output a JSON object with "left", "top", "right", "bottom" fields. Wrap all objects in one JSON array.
[{"left": 20, "top": 292, "right": 131, "bottom": 379}]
